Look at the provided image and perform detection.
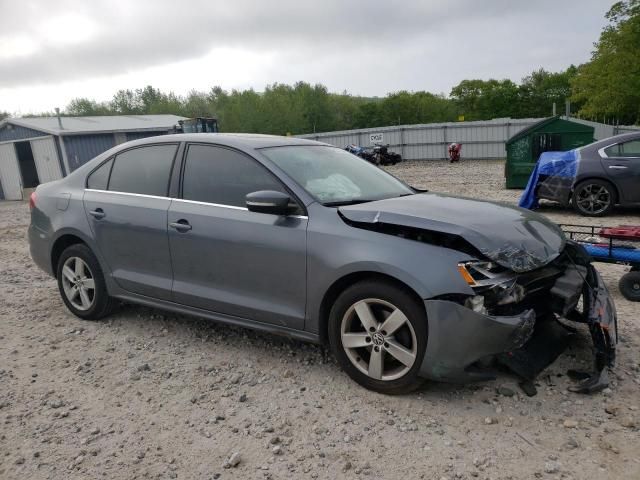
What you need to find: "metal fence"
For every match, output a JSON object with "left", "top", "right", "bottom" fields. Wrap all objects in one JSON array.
[{"left": 297, "top": 117, "right": 640, "bottom": 161}]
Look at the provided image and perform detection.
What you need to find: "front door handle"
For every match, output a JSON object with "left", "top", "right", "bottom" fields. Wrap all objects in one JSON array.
[
  {"left": 608, "top": 165, "right": 628, "bottom": 170},
  {"left": 169, "top": 220, "right": 192, "bottom": 232},
  {"left": 89, "top": 208, "right": 105, "bottom": 219}
]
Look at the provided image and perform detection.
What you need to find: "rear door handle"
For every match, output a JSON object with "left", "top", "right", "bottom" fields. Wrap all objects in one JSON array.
[
  {"left": 608, "top": 165, "right": 628, "bottom": 169},
  {"left": 89, "top": 208, "right": 105, "bottom": 219},
  {"left": 169, "top": 220, "right": 192, "bottom": 232}
]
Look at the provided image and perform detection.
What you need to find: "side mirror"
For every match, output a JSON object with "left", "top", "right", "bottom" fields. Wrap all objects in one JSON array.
[{"left": 246, "top": 190, "right": 291, "bottom": 215}]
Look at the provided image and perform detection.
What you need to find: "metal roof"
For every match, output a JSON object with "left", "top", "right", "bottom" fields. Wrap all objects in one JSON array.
[
  {"left": 505, "top": 116, "right": 593, "bottom": 145},
  {"left": 0, "top": 114, "right": 187, "bottom": 136}
]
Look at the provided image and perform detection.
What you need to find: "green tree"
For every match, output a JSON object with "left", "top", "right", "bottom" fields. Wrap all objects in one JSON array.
[
  {"left": 519, "top": 67, "right": 577, "bottom": 117},
  {"left": 110, "top": 89, "right": 142, "bottom": 114},
  {"left": 450, "top": 79, "right": 520, "bottom": 120},
  {"left": 183, "top": 90, "right": 215, "bottom": 118},
  {"left": 66, "top": 98, "right": 112, "bottom": 116},
  {"left": 571, "top": 0, "right": 640, "bottom": 124}
]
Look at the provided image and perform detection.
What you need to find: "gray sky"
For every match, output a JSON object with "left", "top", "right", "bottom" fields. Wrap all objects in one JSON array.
[{"left": 0, "top": 0, "right": 611, "bottom": 114}]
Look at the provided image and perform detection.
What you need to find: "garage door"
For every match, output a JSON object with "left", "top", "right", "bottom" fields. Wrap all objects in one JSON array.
[
  {"left": 31, "top": 136, "right": 63, "bottom": 183},
  {"left": 0, "top": 143, "right": 23, "bottom": 200}
]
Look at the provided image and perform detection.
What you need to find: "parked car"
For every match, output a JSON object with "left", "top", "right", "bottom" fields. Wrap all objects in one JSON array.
[
  {"left": 345, "top": 144, "right": 402, "bottom": 165},
  {"left": 29, "top": 134, "right": 616, "bottom": 394},
  {"left": 533, "top": 131, "right": 640, "bottom": 216}
]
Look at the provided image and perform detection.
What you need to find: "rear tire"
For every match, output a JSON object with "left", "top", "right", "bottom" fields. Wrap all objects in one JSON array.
[
  {"left": 619, "top": 271, "right": 640, "bottom": 302},
  {"left": 572, "top": 179, "right": 616, "bottom": 217},
  {"left": 328, "top": 280, "right": 427, "bottom": 394},
  {"left": 56, "top": 244, "right": 116, "bottom": 320}
]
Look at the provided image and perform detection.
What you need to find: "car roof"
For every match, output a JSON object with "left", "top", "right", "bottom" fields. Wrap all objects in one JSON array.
[
  {"left": 584, "top": 131, "right": 640, "bottom": 150},
  {"left": 130, "top": 133, "right": 329, "bottom": 150}
]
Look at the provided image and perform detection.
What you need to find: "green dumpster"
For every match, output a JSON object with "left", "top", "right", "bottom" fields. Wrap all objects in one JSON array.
[{"left": 505, "top": 116, "right": 594, "bottom": 189}]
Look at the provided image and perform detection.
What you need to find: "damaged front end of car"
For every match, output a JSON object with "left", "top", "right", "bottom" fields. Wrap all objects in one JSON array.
[
  {"left": 337, "top": 196, "right": 617, "bottom": 394},
  {"left": 423, "top": 240, "right": 617, "bottom": 394},
  {"left": 337, "top": 195, "right": 618, "bottom": 393}
]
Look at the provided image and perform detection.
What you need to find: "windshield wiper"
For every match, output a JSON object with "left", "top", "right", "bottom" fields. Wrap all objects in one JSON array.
[
  {"left": 323, "top": 199, "right": 377, "bottom": 207},
  {"left": 324, "top": 193, "right": 414, "bottom": 207}
]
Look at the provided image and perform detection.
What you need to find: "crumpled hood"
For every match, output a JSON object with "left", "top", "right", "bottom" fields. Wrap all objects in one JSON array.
[{"left": 339, "top": 193, "right": 565, "bottom": 272}]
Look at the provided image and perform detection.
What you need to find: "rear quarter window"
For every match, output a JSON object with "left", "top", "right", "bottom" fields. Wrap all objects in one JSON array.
[{"left": 86, "top": 158, "right": 113, "bottom": 190}]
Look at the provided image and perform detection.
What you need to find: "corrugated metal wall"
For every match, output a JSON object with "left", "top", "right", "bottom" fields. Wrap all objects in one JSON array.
[
  {"left": 297, "top": 117, "right": 640, "bottom": 161},
  {"left": 566, "top": 118, "right": 640, "bottom": 139},
  {"left": 297, "top": 118, "right": 542, "bottom": 160},
  {"left": 0, "top": 124, "right": 48, "bottom": 142},
  {"left": 63, "top": 134, "right": 115, "bottom": 171}
]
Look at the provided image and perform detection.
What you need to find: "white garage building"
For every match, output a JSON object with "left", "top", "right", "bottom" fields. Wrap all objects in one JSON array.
[{"left": 0, "top": 114, "right": 185, "bottom": 200}]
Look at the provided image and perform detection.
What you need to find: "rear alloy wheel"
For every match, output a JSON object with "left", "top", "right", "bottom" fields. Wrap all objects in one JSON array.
[
  {"left": 61, "top": 256, "right": 95, "bottom": 311},
  {"left": 329, "top": 281, "right": 427, "bottom": 394},
  {"left": 56, "top": 244, "right": 116, "bottom": 320},
  {"left": 572, "top": 180, "right": 616, "bottom": 217},
  {"left": 619, "top": 271, "right": 640, "bottom": 302}
]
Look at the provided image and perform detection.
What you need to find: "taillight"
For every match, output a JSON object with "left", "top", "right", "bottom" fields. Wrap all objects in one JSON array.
[{"left": 29, "top": 191, "right": 37, "bottom": 210}]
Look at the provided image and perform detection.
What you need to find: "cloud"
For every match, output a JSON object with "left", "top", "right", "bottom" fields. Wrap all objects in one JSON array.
[{"left": 0, "top": 0, "right": 609, "bottom": 112}]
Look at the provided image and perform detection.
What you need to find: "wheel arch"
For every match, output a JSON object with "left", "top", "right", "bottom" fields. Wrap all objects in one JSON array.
[
  {"left": 317, "top": 271, "right": 426, "bottom": 344},
  {"left": 50, "top": 233, "right": 89, "bottom": 278},
  {"left": 571, "top": 176, "right": 620, "bottom": 203}
]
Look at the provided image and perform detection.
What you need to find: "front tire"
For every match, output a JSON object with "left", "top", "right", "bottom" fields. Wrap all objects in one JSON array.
[
  {"left": 572, "top": 179, "right": 616, "bottom": 217},
  {"left": 56, "top": 244, "right": 116, "bottom": 320},
  {"left": 619, "top": 271, "right": 640, "bottom": 302},
  {"left": 328, "top": 280, "right": 427, "bottom": 394}
]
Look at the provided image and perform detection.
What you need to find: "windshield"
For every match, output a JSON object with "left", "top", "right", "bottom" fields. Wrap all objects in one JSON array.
[{"left": 260, "top": 145, "right": 413, "bottom": 205}]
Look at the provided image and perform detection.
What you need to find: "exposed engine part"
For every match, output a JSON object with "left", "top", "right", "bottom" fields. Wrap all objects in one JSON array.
[{"left": 464, "top": 295, "right": 487, "bottom": 315}]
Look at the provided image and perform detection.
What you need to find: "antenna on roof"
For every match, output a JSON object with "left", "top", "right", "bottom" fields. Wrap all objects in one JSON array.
[{"left": 55, "top": 107, "right": 63, "bottom": 129}]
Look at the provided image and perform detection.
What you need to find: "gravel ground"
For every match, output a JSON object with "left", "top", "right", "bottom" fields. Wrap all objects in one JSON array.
[{"left": 1, "top": 159, "right": 639, "bottom": 480}]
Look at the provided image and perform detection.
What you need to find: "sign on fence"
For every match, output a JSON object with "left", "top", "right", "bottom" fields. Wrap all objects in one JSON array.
[{"left": 369, "top": 133, "right": 383, "bottom": 145}]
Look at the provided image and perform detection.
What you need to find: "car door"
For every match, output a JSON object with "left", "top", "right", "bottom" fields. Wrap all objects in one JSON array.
[
  {"left": 601, "top": 138, "right": 640, "bottom": 203},
  {"left": 83, "top": 143, "right": 179, "bottom": 298},
  {"left": 167, "top": 143, "right": 307, "bottom": 330}
]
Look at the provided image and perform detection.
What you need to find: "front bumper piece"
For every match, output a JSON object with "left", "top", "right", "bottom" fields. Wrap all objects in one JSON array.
[
  {"left": 419, "top": 264, "right": 617, "bottom": 389},
  {"left": 419, "top": 300, "right": 536, "bottom": 383}
]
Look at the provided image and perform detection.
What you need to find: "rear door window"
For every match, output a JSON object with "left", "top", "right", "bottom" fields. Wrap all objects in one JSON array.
[
  {"left": 86, "top": 158, "right": 113, "bottom": 190},
  {"left": 605, "top": 140, "right": 640, "bottom": 158},
  {"left": 108, "top": 144, "right": 178, "bottom": 196},
  {"left": 182, "top": 144, "right": 286, "bottom": 207}
]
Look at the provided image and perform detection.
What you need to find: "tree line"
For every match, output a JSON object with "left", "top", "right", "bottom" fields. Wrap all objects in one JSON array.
[{"left": 3, "top": 1, "right": 638, "bottom": 132}]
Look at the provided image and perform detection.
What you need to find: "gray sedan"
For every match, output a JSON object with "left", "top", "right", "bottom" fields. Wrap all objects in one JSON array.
[
  {"left": 536, "top": 131, "right": 640, "bottom": 216},
  {"left": 29, "top": 134, "right": 616, "bottom": 394}
]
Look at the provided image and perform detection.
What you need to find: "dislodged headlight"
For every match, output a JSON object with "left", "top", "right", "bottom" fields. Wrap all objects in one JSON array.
[
  {"left": 458, "top": 260, "right": 526, "bottom": 307},
  {"left": 457, "top": 260, "right": 513, "bottom": 287}
]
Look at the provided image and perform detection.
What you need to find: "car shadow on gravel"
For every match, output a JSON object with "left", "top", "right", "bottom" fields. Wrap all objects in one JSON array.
[{"left": 105, "top": 301, "right": 601, "bottom": 399}]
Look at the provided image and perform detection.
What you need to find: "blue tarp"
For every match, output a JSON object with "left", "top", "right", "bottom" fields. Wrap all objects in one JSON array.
[{"left": 518, "top": 150, "right": 579, "bottom": 209}]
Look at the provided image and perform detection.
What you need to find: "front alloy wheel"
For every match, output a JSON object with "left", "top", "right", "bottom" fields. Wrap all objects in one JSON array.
[
  {"left": 341, "top": 299, "right": 418, "bottom": 381},
  {"left": 329, "top": 281, "right": 427, "bottom": 394}
]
